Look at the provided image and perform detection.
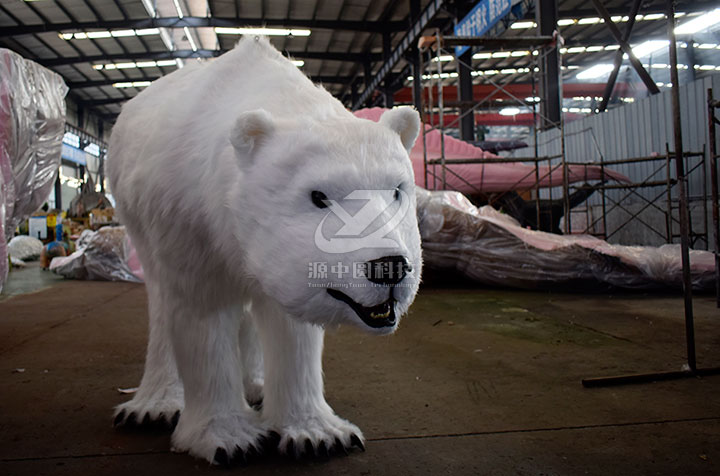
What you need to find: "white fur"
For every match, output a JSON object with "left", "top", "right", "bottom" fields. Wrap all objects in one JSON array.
[{"left": 107, "top": 36, "right": 422, "bottom": 464}]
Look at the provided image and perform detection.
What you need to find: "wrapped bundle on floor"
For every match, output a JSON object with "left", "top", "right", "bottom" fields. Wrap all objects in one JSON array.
[
  {"left": 416, "top": 188, "right": 715, "bottom": 291},
  {"left": 0, "top": 49, "right": 67, "bottom": 291}
]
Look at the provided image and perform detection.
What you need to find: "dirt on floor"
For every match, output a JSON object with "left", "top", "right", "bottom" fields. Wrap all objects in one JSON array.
[{"left": 0, "top": 271, "right": 719, "bottom": 475}]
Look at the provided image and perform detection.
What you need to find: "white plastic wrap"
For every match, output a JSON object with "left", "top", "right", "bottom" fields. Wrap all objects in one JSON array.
[
  {"left": 416, "top": 188, "right": 716, "bottom": 291},
  {"left": 50, "top": 226, "right": 142, "bottom": 283},
  {"left": 7, "top": 235, "right": 43, "bottom": 262},
  {"left": 1, "top": 48, "right": 67, "bottom": 290},
  {"left": 0, "top": 169, "right": 5, "bottom": 285}
]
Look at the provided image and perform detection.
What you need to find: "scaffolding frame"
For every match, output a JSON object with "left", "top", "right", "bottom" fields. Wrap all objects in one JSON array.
[
  {"left": 416, "top": 32, "right": 711, "bottom": 251},
  {"left": 417, "top": 31, "right": 565, "bottom": 231},
  {"left": 564, "top": 150, "right": 708, "bottom": 249},
  {"left": 415, "top": 9, "right": 719, "bottom": 387}
]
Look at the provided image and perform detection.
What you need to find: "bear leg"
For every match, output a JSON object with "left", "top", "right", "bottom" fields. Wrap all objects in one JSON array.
[
  {"left": 252, "top": 301, "right": 365, "bottom": 458},
  {"left": 114, "top": 279, "right": 184, "bottom": 429},
  {"left": 238, "top": 308, "right": 264, "bottom": 408},
  {"left": 169, "top": 305, "right": 268, "bottom": 465}
]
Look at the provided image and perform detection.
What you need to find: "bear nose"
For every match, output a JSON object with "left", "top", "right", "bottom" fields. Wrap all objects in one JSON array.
[{"left": 366, "top": 255, "right": 412, "bottom": 286}]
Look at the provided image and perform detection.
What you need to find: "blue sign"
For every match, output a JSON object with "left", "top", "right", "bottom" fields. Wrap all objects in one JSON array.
[
  {"left": 454, "top": 0, "right": 513, "bottom": 56},
  {"left": 61, "top": 143, "right": 87, "bottom": 165}
]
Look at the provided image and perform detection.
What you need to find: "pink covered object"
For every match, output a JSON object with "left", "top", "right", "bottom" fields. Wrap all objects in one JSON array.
[
  {"left": 354, "top": 107, "right": 629, "bottom": 194},
  {"left": 417, "top": 188, "right": 715, "bottom": 291}
]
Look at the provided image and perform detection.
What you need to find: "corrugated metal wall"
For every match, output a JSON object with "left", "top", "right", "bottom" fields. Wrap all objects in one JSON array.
[{"left": 508, "top": 73, "right": 720, "bottom": 248}]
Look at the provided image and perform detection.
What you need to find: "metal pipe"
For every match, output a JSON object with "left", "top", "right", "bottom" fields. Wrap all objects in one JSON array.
[
  {"left": 708, "top": 88, "right": 720, "bottom": 307},
  {"left": 435, "top": 31, "right": 446, "bottom": 190},
  {"left": 667, "top": 0, "right": 696, "bottom": 371},
  {"left": 666, "top": 147, "right": 673, "bottom": 242},
  {"left": 420, "top": 50, "right": 429, "bottom": 190}
]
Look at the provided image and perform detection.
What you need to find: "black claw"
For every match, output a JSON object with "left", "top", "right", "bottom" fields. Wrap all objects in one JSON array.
[
  {"left": 259, "top": 433, "right": 278, "bottom": 454},
  {"left": 267, "top": 431, "right": 281, "bottom": 447},
  {"left": 141, "top": 413, "right": 152, "bottom": 427},
  {"left": 247, "top": 444, "right": 260, "bottom": 461},
  {"left": 125, "top": 412, "right": 137, "bottom": 427},
  {"left": 214, "top": 448, "right": 229, "bottom": 467},
  {"left": 170, "top": 411, "right": 180, "bottom": 429},
  {"left": 232, "top": 447, "right": 247, "bottom": 466},
  {"left": 113, "top": 410, "right": 126, "bottom": 427},
  {"left": 350, "top": 434, "right": 365, "bottom": 452},
  {"left": 304, "top": 438, "right": 314, "bottom": 458},
  {"left": 318, "top": 441, "right": 329, "bottom": 458},
  {"left": 335, "top": 437, "right": 348, "bottom": 456},
  {"left": 286, "top": 440, "right": 295, "bottom": 458}
]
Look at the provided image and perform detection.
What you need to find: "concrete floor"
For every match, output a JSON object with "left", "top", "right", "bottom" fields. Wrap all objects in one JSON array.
[{"left": 1, "top": 265, "right": 719, "bottom": 475}]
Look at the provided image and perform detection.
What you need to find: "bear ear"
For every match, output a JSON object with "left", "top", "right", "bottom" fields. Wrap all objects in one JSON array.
[
  {"left": 379, "top": 106, "right": 421, "bottom": 154},
  {"left": 230, "top": 109, "right": 275, "bottom": 158}
]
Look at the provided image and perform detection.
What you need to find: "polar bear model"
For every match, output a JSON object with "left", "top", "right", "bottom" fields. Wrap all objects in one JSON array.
[{"left": 107, "top": 36, "right": 422, "bottom": 465}]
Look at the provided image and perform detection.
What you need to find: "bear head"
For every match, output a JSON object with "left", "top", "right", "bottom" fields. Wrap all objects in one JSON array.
[{"left": 229, "top": 107, "right": 422, "bottom": 335}]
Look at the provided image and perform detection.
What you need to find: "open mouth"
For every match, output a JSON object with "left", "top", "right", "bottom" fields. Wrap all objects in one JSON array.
[{"left": 326, "top": 288, "right": 397, "bottom": 328}]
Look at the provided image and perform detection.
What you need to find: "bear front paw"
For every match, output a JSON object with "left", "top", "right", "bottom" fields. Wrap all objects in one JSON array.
[
  {"left": 113, "top": 386, "right": 184, "bottom": 430},
  {"left": 171, "top": 411, "right": 270, "bottom": 466},
  {"left": 272, "top": 411, "right": 365, "bottom": 459}
]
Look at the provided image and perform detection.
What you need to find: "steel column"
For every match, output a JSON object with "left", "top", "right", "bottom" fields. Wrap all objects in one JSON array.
[
  {"left": 535, "top": 0, "right": 561, "bottom": 128},
  {"left": 457, "top": 49, "right": 474, "bottom": 141},
  {"left": 686, "top": 41, "right": 697, "bottom": 82},
  {"left": 410, "top": 48, "right": 423, "bottom": 113},
  {"left": 98, "top": 121, "right": 105, "bottom": 192},
  {"left": 54, "top": 173, "right": 62, "bottom": 211},
  {"left": 708, "top": 89, "right": 720, "bottom": 307},
  {"left": 383, "top": 32, "right": 394, "bottom": 107}
]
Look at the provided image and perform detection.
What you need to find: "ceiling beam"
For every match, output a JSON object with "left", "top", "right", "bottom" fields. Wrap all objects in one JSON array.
[
  {"left": 68, "top": 78, "right": 160, "bottom": 89},
  {"left": 38, "top": 49, "right": 381, "bottom": 67},
  {"left": 79, "top": 97, "right": 129, "bottom": 106},
  {"left": 0, "top": 16, "right": 407, "bottom": 37},
  {"left": 69, "top": 75, "right": 355, "bottom": 90},
  {"left": 590, "top": 0, "right": 660, "bottom": 95},
  {"left": 548, "top": 1, "right": 715, "bottom": 19},
  {"left": 391, "top": 82, "right": 637, "bottom": 104},
  {"left": 599, "top": 0, "right": 644, "bottom": 112},
  {"left": 353, "top": 0, "right": 447, "bottom": 110}
]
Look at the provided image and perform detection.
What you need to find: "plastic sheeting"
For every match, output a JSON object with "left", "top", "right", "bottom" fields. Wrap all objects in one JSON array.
[
  {"left": 50, "top": 226, "right": 143, "bottom": 283},
  {"left": 354, "top": 107, "right": 630, "bottom": 193},
  {"left": 417, "top": 188, "right": 716, "bottom": 291},
  {"left": 1, "top": 48, "right": 67, "bottom": 290}
]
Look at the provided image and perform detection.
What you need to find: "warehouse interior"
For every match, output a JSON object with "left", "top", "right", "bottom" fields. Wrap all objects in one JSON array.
[{"left": 2, "top": 0, "right": 720, "bottom": 474}]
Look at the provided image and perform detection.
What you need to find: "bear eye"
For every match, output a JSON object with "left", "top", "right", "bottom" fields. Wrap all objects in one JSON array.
[
  {"left": 394, "top": 187, "right": 401, "bottom": 201},
  {"left": 311, "top": 190, "right": 329, "bottom": 209}
]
